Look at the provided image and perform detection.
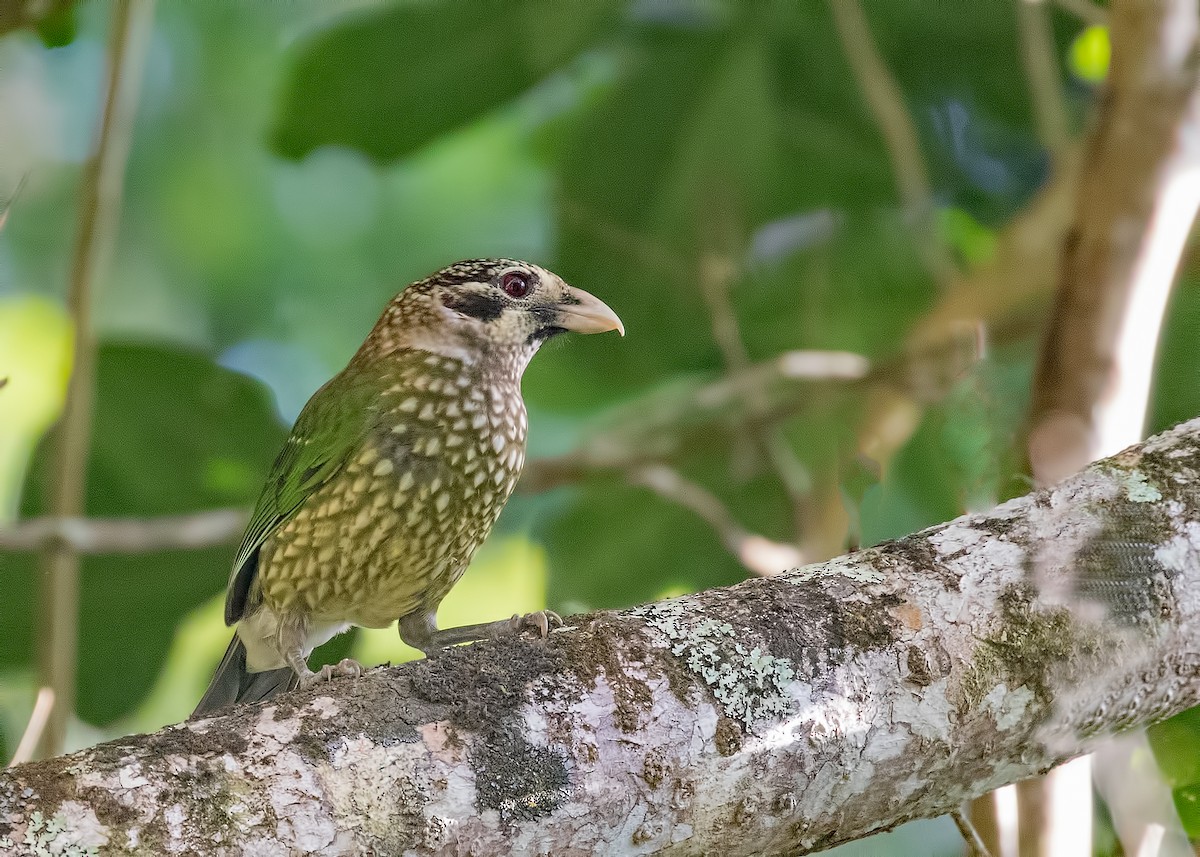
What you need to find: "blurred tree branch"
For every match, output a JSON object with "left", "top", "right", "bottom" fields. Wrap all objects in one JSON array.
[
  {"left": 519, "top": 337, "right": 973, "bottom": 494},
  {"left": 1020, "top": 0, "right": 1200, "bottom": 854},
  {"left": 629, "top": 464, "right": 802, "bottom": 577},
  {"left": 34, "top": 0, "right": 154, "bottom": 759},
  {"left": 5, "top": 418, "right": 1200, "bottom": 855},
  {"left": 1028, "top": 0, "right": 1200, "bottom": 483},
  {"left": 0, "top": 509, "right": 247, "bottom": 554},
  {"left": 0, "top": 338, "right": 976, "bottom": 583}
]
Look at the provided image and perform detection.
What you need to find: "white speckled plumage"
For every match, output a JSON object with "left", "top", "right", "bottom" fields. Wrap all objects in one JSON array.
[
  {"left": 194, "top": 259, "right": 621, "bottom": 711},
  {"left": 259, "top": 349, "right": 527, "bottom": 631}
]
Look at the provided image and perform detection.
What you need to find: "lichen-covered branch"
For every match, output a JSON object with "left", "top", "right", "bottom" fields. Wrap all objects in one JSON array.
[{"left": 6, "top": 417, "right": 1200, "bottom": 856}]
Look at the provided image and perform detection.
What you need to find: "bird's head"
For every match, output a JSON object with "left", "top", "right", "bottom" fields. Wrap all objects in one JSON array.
[{"left": 366, "top": 259, "right": 624, "bottom": 372}]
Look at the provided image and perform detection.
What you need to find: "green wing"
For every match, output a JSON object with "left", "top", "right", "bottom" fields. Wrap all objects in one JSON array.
[{"left": 224, "top": 372, "right": 377, "bottom": 624}]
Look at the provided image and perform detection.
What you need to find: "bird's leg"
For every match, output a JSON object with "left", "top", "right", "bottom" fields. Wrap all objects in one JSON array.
[
  {"left": 275, "top": 611, "right": 315, "bottom": 681},
  {"left": 276, "top": 612, "right": 363, "bottom": 688},
  {"left": 398, "top": 609, "right": 563, "bottom": 656}
]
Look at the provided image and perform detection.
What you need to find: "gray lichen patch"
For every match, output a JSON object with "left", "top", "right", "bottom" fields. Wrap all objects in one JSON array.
[
  {"left": 470, "top": 733, "right": 570, "bottom": 823},
  {"left": 138, "top": 761, "right": 249, "bottom": 853},
  {"left": 1117, "top": 433, "right": 1200, "bottom": 502},
  {"left": 635, "top": 599, "right": 796, "bottom": 732},
  {"left": 1121, "top": 469, "right": 1163, "bottom": 503},
  {"left": 320, "top": 737, "right": 435, "bottom": 851},
  {"left": 0, "top": 804, "right": 105, "bottom": 857},
  {"left": 0, "top": 723, "right": 256, "bottom": 857},
  {"left": 785, "top": 557, "right": 885, "bottom": 585},
  {"left": 634, "top": 570, "right": 907, "bottom": 736}
]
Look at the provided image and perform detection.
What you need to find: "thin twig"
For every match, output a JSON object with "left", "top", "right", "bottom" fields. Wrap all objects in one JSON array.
[
  {"left": 36, "top": 0, "right": 155, "bottom": 759},
  {"left": 827, "top": 0, "right": 955, "bottom": 283},
  {"left": 519, "top": 348, "right": 873, "bottom": 493},
  {"left": 0, "top": 173, "right": 28, "bottom": 233},
  {"left": 697, "top": 254, "right": 751, "bottom": 371},
  {"left": 952, "top": 808, "right": 994, "bottom": 857},
  {"left": 7, "top": 688, "right": 55, "bottom": 768},
  {"left": 629, "top": 464, "right": 802, "bottom": 577},
  {"left": 0, "top": 509, "right": 247, "bottom": 554},
  {"left": 1018, "top": 0, "right": 1072, "bottom": 155}
]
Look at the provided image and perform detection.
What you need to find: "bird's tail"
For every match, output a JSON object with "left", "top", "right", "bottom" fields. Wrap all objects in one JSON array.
[{"left": 192, "top": 635, "right": 298, "bottom": 717}]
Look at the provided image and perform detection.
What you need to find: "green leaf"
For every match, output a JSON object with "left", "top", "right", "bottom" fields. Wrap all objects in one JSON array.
[
  {"left": 1150, "top": 277, "right": 1200, "bottom": 435},
  {"left": 0, "top": 296, "right": 73, "bottom": 519},
  {"left": 0, "top": 342, "right": 287, "bottom": 727},
  {"left": 1149, "top": 704, "right": 1200, "bottom": 837},
  {"left": 1069, "top": 25, "right": 1110, "bottom": 84},
  {"left": 271, "top": 0, "right": 619, "bottom": 162},
  {"left": 35, "top": 2, "right": 77, "bottom": 48}
]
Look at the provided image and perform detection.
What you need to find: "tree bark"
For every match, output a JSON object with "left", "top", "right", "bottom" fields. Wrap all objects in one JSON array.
[{"left": 6, "top": 418, "right": 1200, "bottom": 856}]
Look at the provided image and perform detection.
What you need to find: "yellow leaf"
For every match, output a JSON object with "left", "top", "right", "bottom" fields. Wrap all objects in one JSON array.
[
  {"left": 0, "top": 296, "right": 72, "bottom": 518},
  {"left": 1070, "top": 25, "right": 1110, "bottom": 84}
]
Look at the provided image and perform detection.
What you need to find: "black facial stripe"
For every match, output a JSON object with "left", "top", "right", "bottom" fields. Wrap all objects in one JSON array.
[
  {"left": 528, "top": 304, "right": 557, "bottom": 325},
  {"left": 528, "top": 326, "right": 565, "bottom": 344},
  {"left": 443, "top": 289, "right": 506, "bottom": 322}
]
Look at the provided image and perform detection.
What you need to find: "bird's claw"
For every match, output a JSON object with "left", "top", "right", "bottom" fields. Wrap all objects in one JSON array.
[
  {"left": 299, "top": 657, "right": 363, "bottom": 688},
  {"left": 509, "top": 610, "right": 563, "bottom": 639}
]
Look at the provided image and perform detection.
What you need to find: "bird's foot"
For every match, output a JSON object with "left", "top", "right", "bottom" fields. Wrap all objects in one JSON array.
[
  {"left": 411, "top": 610, "right": 565, "bottom": 654},
  {"left": 506, "top": 609, "right": 563, "bottom": 639},
  {"left": 298, "top": 657, "right": 363, "bottom": 689}
]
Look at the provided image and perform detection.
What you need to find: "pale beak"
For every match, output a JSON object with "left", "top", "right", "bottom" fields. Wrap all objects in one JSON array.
[{"left": 555, "top": 285, "right": 625, "bottom": 336}]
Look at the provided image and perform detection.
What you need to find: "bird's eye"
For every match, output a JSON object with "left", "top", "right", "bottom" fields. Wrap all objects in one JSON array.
[{"left": 500, "top": 270, "right": 531, "bottom": 298}]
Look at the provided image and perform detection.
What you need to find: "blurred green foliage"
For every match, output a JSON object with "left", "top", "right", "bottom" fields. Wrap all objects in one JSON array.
[
  {"left": 2, "top": 343, "right": 287, "bottom": 726},
  {"left": 2, "top": 0, "right": 1199, "bottom": 852}
]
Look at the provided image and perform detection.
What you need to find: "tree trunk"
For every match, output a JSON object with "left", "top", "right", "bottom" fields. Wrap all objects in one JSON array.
[{"left": 6, "top": 417, "right": 1200, "bottom": 856}]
